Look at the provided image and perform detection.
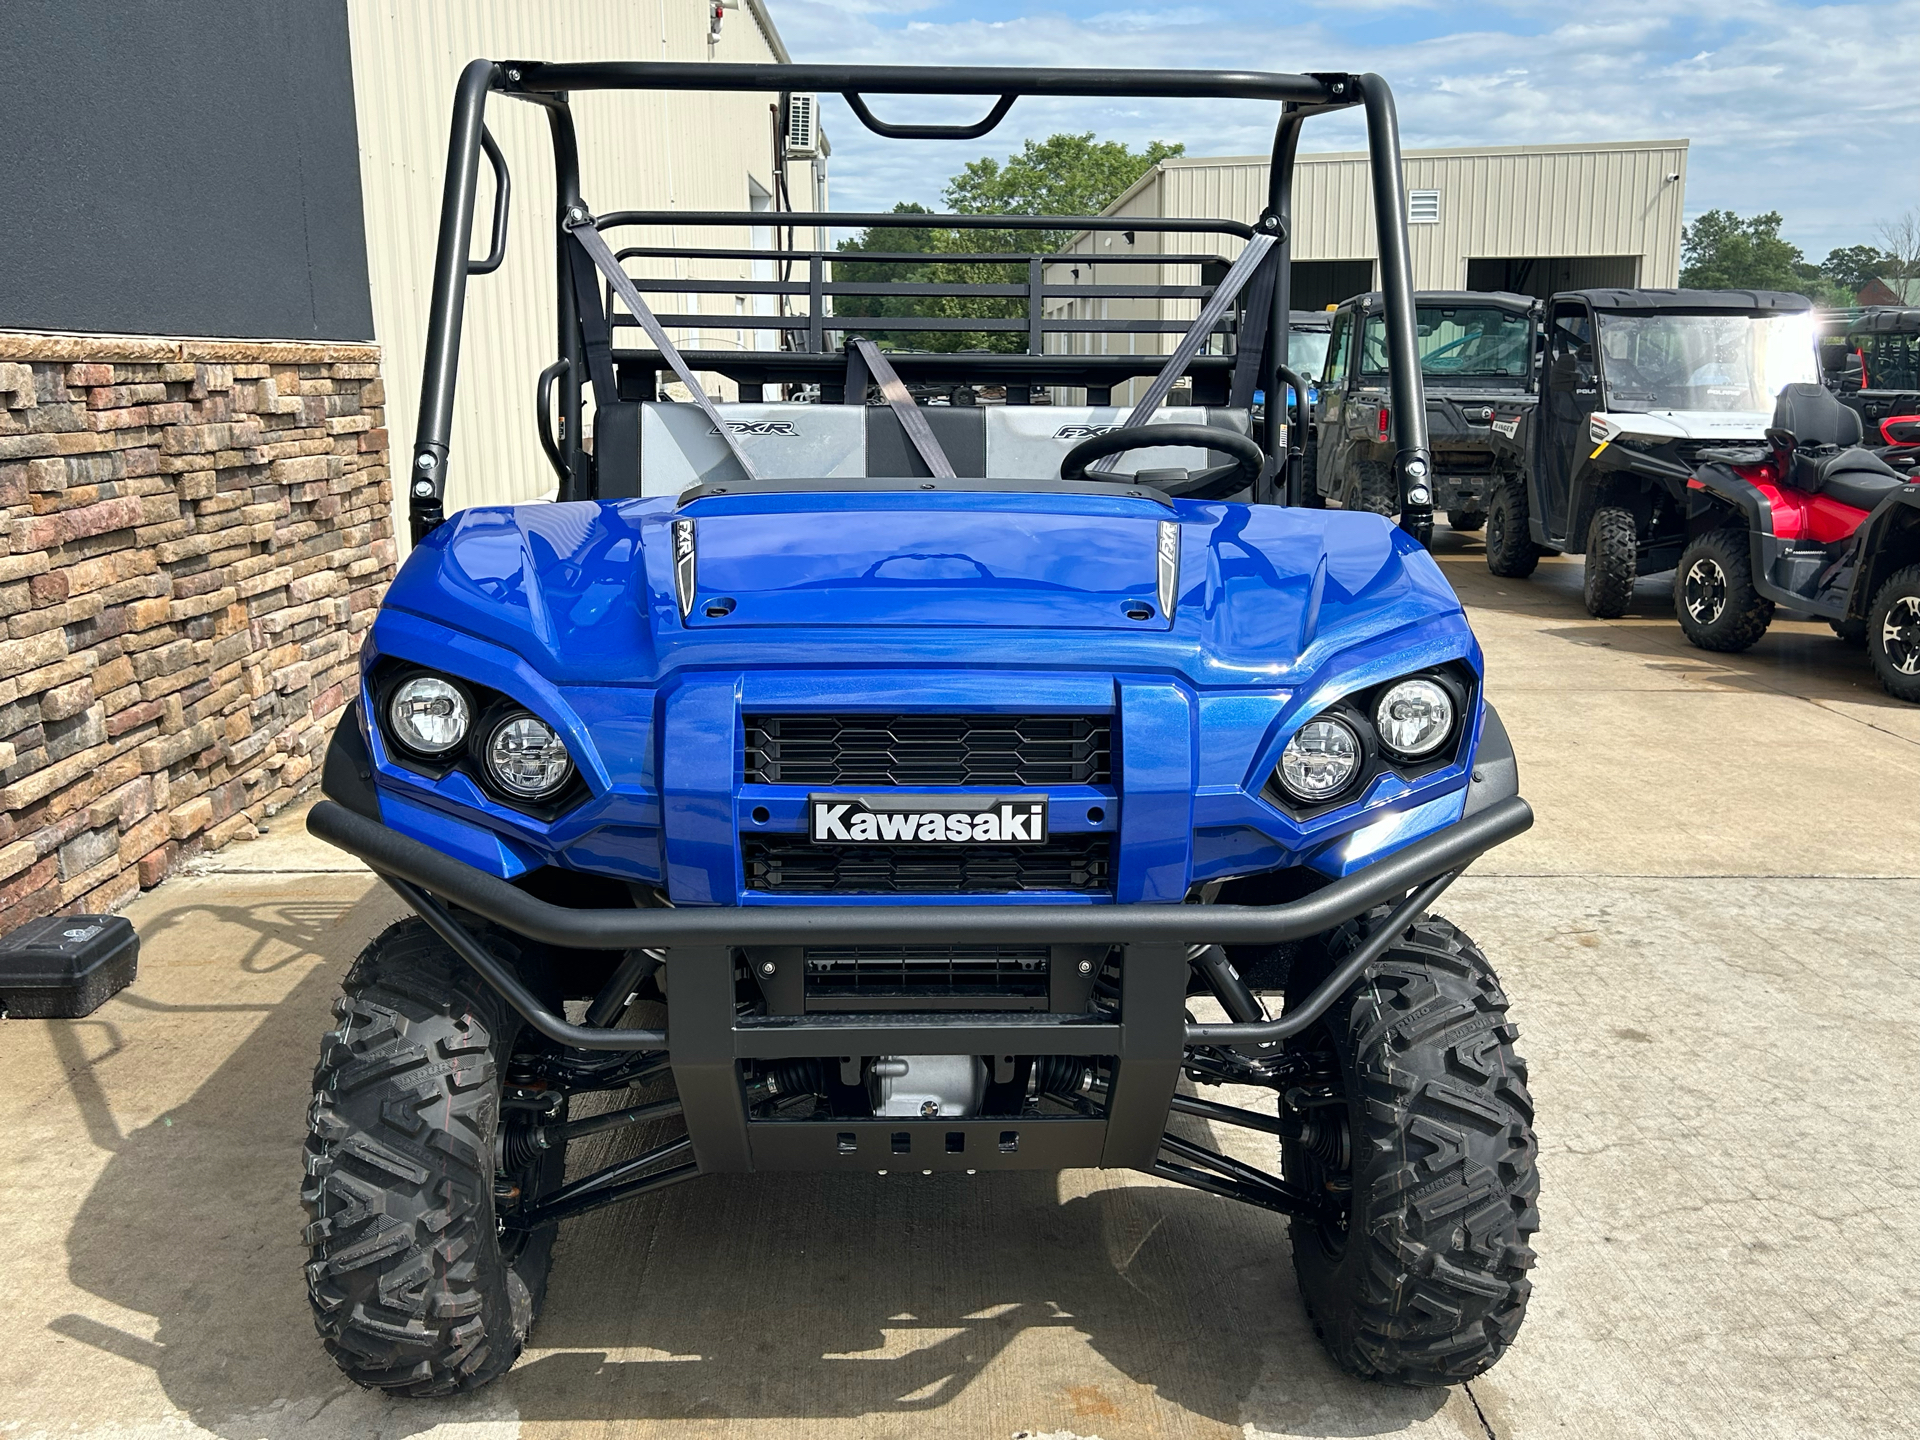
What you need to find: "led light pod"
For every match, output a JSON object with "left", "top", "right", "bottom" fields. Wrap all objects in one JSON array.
[
  {"left": 484, "top": 712, "right": 574, "bottom": 799},
  {"left": 1277, "top": 716, "right": 1362, "bottom": 802}
]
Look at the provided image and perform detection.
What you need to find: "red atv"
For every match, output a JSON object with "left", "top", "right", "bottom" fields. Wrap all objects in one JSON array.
[{"left": 1681, "top": 383, "right": 1920, "bottom": 700}]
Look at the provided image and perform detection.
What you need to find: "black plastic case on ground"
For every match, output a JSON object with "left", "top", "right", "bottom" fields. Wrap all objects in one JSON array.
[{"left": 0, "top": 915, "right": 139, "bottom": 1019}]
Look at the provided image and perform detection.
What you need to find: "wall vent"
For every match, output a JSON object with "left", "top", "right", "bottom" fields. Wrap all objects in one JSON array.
[
  {"left": 785, "top": 94, "right": 819, "bottom": 158},
  {"left": 1409, "top": 189, "right": 1441, "bottom": 225}
]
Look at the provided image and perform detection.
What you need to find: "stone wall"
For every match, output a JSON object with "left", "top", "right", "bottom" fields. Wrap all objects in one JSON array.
[{"left": 0, "top": 333, "right": 394, "bottom": 933}]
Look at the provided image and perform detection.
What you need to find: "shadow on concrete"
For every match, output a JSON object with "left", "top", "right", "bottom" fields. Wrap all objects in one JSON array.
[{"left": 59, "top": 886, "right": 1447, "bottom": 1437}]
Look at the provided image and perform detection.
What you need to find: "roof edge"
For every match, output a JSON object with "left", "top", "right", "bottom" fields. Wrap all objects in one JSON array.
[{"left": 744, "top": 0, "right": 791, "bottom": 64}]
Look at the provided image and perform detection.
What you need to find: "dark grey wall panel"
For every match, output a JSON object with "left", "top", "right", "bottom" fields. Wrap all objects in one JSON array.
[{"left": 0, "top": 0, "right": 374, "bottom": 341}]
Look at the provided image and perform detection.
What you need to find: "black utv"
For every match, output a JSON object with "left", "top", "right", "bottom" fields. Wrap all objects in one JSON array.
[
  {"left": 1825, "top": 306, "right": 1920, "bottom": 434},
  {"left": 1312, "top": 290, "right": 1540, "bottom": 542},
  {"left": 1482, "top": 287, "right": 1820, "bottom": 614}
]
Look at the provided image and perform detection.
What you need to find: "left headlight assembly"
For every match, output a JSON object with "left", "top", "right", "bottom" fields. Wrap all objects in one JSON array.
[
  {"left": 1266, "top": 668, "right": 1468, "bottom": 811},
  {"left": 1276, "top": 715, "right": 1363, "bottom": 803}
]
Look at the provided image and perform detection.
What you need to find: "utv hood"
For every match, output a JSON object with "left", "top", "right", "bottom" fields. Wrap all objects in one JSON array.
[
  {"left": 381, "top": 490, "right": 1465, "bottom": 688},
  {"left": 1593, "top": 409, "right": 1772, "bottom": 443}
]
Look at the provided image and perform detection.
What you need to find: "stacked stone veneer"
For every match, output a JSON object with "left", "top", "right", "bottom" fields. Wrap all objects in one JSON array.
[{"left": 0, "top": 333, "right": 395, "bottom": 934}]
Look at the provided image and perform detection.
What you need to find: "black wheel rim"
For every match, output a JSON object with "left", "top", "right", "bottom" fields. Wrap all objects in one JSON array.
[
  {"left": 1885, "top": 595, "right": 1920, "bottom": 675},
  {"left": 1684, "top": 557, "right": 1727, "bottom": 624},
  {"left": 1487, "top": 505, "right": 1506, "bottom": 553}
]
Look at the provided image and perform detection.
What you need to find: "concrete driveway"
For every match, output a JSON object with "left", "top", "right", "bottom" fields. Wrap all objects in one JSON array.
[{"left": 3, "top": 529, "right": 1917, "bottom": 1440}]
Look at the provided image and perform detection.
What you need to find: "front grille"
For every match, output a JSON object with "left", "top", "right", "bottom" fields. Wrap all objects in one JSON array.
[
  {"left": 743, "top": 713, "right": 1112, "bottom": 787},
  {"left": 742, "top": 835, "right": 1113, "bottom": 894},
  {"left": 805, "top": 944, "right": 1049, "bottom": 1001}
]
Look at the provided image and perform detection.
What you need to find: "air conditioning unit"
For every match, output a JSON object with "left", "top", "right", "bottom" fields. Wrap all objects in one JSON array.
[{"left": 785, "top": 93, "right": 819, "bottom": 159}]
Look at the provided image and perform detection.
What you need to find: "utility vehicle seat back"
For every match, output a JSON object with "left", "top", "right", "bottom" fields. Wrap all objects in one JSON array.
[
  {"left": 1770, "top": 382, "right": 1906, "bottom": 510},
  {"left": 608, "top": 402, "right": 1251, "bottom": 497}
]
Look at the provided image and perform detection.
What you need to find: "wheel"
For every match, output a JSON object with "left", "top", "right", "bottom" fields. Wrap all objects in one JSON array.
[
  {"left": 303, "top": 918, "right": 566, "bottom": 1395},
  {"left": 1484, "top": 475, "right": 1539, "bottom": 579},
  {"left": 1447, "top": 508, "right": 1486, "bottom": 533},
  {"left": 1299, "top": 432, "right": 1325, "bottom": 508},
  {"left": 1351, "top": 458, "right": 1399, "bottom": 517},
  {"left": 1673, "top": 529, "right": 1773, "bottom": 653},
  {"left": 1829, "top": 617, "right": 1866, "bottom": 649},
  {"left": 1282, "top": 914, "right": 1538, "bottom": 1385},
  {"left": 1581, "top": 506, "right": 1638, "bottom": 618},
  {"left": 1867, "top": 564, "right": 1920, "bottom": 702}
]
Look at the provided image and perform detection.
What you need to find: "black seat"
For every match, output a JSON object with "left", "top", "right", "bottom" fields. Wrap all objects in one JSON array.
[
  {"left": 1771, "top": 382, "right": 1907, "bottom": 509},
  {"left": 1806, "top": 447, "right": 1906, "bottom": 510}
]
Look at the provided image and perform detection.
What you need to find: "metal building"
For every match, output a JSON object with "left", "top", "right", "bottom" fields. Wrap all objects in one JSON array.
[
  {"left": 345, "top": 0, "right": 820, "bottom": 523},
  {"left": 1048, "top": 139, "right": 1688, "bottom": 402}
]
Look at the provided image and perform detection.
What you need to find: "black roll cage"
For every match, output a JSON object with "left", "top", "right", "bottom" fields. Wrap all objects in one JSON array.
[{"left": 408, "top": 61, "right": 1431, "bottom": 542}]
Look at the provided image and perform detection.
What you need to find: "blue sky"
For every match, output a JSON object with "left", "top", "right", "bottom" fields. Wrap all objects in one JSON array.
[{"left": 771, "top": 0, "right": 1920, "bottom": 260}]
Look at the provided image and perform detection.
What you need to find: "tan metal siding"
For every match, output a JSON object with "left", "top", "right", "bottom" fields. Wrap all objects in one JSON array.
[
  {"left": 1136, "top": 141, "right": 1689, "bottom": 289},
  {"left": 346, "top": 1, "right": 791, "bottom": 533}
]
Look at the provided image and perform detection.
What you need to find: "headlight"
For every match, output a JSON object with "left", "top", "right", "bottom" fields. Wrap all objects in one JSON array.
[
  {"left": 484, "top": 712, "right": 573, "bottom": 799},
  {"left": 388, "top": 675, "right": 469, "bottom": 755},
  {"left": 1277, "top": 716, "right": 1361, "bottom": 802},
  {"left": 1373, "top": 678, "right": 1455, "bottom": 758}
]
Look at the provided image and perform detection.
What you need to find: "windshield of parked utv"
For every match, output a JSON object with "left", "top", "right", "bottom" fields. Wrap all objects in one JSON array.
[
  {"left": 1595, "top": 311, "right": 1818, "bottom": 412},
  {"left": 1362, "top": 306, "right": 1533, "bottom": 380},
  {"left": 1289, "top": 327, "right": 1333, "bottom": 383}
]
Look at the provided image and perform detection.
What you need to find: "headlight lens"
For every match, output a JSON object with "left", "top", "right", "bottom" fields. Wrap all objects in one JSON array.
[
  {"left": 1374, "top": 678, "right": 1455, "bottom": 758},
  {"left": 388, "top": 675, "right": 469, "bottom": 755},
  {"left": 1277, "top": 716, "right": 1361, "bottom": 802},
  {"left": 485, "top": 713, "right": 573, "bottom": 799}
]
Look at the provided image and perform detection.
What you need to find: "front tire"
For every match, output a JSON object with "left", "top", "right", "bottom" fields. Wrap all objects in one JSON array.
[
  {"left": 1484, "top": 474, "right": 1539, "bottom": 579},
  {"left": 1448, "top": 508, "right": 1487, "bottom": 533},
  {"left": 1867, "top": 564, "right": 1920, "bottom": 702},
  {"left": 1283, "top": 915, "right": 1539, "bottom": 1385},
  {"left": 1582, "top": 506, "right": 1638, "bottom": 618},
  {"left": 1674, "top": 529, "right": 1773, "bottom": 653},
  {"left": 303, "top": 919, "right": 564, "bottom": 1396}
]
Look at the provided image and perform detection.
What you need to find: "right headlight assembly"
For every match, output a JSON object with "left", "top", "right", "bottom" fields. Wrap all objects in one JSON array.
[{"left": 387, "top": 674, "right": 470, "bottom": 755}]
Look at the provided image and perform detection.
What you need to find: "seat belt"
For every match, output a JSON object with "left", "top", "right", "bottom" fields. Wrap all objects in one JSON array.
[
  {"left": 848, "top": 337, "right": 955, "bottom": 479},
  {"left": 1089, "top": 230, "right": 1278, "bottom": 474},
  {"left": 564, "top": 208, "right": 758, "bottom": 481}
]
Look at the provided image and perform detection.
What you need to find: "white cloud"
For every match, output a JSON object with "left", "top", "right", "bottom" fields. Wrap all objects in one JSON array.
[{"left": 772, "top": 0, "right": 1920, "bottom": 256}]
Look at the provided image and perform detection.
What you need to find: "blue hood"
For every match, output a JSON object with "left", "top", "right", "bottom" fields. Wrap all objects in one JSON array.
[{"left": 380, "top": 490, "right": 1465, "bottom": 688}]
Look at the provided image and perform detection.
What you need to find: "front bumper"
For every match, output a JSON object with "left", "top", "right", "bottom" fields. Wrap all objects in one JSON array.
[{"left": 307, "top": 792, "right": 1531, "bottom": 1174}]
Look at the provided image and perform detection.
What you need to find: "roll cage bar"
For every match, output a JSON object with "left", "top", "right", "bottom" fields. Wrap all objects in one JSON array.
[{"left": 409, "top": 61, "right": 1431, "bottom": 543}]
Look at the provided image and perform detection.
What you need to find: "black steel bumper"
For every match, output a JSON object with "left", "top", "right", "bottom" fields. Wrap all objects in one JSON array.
[{"left": 308, "top": 790, "right": 1528, "bottom": 1175}]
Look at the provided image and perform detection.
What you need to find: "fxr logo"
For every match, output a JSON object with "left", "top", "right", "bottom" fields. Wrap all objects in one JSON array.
[
  {"left": 1053, "top": 424, "right": 1122, "bottom": 440},
  {"left": 707, "top": 421, "right": 798, "bottom": 437}
]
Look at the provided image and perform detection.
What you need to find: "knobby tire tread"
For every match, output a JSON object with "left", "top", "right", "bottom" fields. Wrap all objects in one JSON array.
[
  {"left": 1287, "top": 915, "right": 1539, "bottom": 1385},
  {"left": 302, "top": 918, "right": 550, "bottom": 1396}
]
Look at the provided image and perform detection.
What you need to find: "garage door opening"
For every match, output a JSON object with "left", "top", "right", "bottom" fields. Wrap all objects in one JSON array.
[
  {"left": 1289, "top": 260, "right": 1375, "bottom": 312},
  {"left": 1467, "top": 256, "right": 1641, "bottom": 300}
]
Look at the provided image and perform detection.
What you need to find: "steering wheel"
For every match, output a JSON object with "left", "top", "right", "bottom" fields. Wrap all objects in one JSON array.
[{"left": 1059, "top": 423, "right": 1266, "bottom": 500}]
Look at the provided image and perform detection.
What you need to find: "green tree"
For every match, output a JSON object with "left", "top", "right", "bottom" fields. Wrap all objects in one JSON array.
[
  {"left": 944, "top": 132, "right": 1185, "bottom": 253},
  {"left": 835, "top": 133, "right": 1182, "bottom": 353},
  {"left": 1679, "top": 210, "right": 1810, "bottom": 292},
  {"left": 1819, "top": 243, "right": 1897, "bottom": 294}
]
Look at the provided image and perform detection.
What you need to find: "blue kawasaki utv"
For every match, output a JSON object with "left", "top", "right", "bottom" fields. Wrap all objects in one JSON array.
[{"left": 304, "top": 60, "right": 1538, "bottom": 1395}]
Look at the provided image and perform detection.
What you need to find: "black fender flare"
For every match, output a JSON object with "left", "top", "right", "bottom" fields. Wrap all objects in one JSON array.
[
  {"left": 1848, "top": 485, "right": 1920, "bottom": 622},
  {"left": 1684, "top": 463, "right": 1830, "bottom": 614}
]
